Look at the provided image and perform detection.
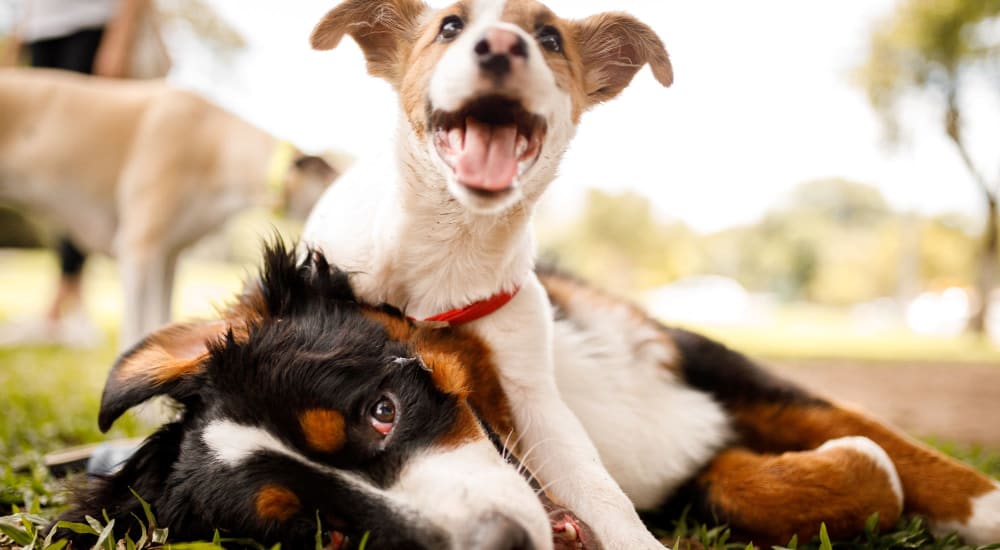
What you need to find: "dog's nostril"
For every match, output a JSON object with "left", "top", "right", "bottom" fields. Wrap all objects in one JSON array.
[
  {"left": 475, "top": 38, "right": 491, "bottom": 56},
  {"left": 479, "top": 53, "right": 512, "bottom": 77},
  {"left": 466, "top": 514, "right": 534, "bottom": 550},
  {"left": 510, "top": 36, "right": 527, "bottom": 59}
]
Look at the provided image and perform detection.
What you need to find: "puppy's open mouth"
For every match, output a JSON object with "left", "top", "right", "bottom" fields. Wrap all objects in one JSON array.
[{"left": 432, "top": 95, "right": 546, "bottom": 196}]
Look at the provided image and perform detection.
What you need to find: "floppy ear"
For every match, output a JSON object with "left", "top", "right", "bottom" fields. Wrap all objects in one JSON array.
[
  {"left": 574, "top": 12, "right": 673, "bottom": 105},
  {"left": 310, "top": 0, "right": 428, "bottom": 84},
  {"left": 99, "top": 320, "right": 226, "bottom": 432},
  {"left": 293, "top": 154, "right": 338, "bottom": 181}
]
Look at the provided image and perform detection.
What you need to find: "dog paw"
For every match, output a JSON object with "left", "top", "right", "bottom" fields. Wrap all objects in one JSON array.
[
  {"left": 932, "top": 482, "right": 1000, "bottom": 545},
  {"left": 817, "top": 436, "right": 904, "bottom": 509}
]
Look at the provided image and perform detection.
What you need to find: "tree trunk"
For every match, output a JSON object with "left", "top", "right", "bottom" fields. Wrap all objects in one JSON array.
[
  {"left": 943, "top": 95, "right": 997, "bottom": 335},
  {"left": 968, "top": 195, "right": 998, "bottom": 334}
]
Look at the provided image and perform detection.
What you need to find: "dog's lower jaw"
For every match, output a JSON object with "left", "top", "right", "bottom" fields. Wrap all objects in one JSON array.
[
  {"left": 388, "top": 440, "right": 554, "bottom": 550},
  {"left": 444, "top": 173, "right": 524, "bottom": 215}
]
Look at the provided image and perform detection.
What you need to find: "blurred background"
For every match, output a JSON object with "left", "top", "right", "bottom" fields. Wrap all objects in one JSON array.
[{"left": 0, "top": 0, "right": 998, "bottom": 504}]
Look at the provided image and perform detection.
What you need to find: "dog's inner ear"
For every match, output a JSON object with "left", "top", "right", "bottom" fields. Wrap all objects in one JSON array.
[
  {"left": 310, "top": 0, "right": 428, "bottom": 85},
  {"left": 99, "top": 320, "right": 226, "bottom": 432},
  {"left": 573, "top": 12, "right": 673, "bottom": 105}
]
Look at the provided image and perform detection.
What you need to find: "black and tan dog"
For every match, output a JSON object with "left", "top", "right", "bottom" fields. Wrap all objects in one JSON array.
[{"left": 54, "top": 244, "right": 999, "bottom": 549}]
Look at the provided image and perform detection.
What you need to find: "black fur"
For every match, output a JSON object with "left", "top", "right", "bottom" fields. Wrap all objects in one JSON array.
[
  {"left": 667, "top": 327, "right": 827, "bottom": 410},
  {"left": 54, "top": 242, "right": 466, "bottom": 549}
]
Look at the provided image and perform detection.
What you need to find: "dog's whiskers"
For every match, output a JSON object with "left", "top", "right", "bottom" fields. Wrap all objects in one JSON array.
[{"left": 534, "top": 475, "right": 569, "bottom": 498}]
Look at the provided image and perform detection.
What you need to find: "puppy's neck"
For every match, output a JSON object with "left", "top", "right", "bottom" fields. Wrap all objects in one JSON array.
[{"left": 387, "top": 122, "right": 539, "bottom": 319}]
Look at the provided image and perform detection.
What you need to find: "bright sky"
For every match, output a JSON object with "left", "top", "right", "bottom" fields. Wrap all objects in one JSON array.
[{"left": 7, "top": 0, "right": 999, "bottom": 233}]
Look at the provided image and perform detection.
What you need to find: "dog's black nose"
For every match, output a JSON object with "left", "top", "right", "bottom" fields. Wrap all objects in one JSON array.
[
  {"left": 478, "top": 52, "right": 512, "bottom": 77},
  {"left": 464, "top": 514, "right": 534, "bottom": 550},
  {"left": 475, "top": 29, "right": 527, "bottom": 78}
]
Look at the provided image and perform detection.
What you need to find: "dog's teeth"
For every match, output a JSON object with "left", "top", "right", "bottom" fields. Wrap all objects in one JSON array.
[
  {"left": 562, "top": 522, "right": 578, "bottom": 541},
  {"left": 516, "top": 135, "right": 528, "bottom": 157}
]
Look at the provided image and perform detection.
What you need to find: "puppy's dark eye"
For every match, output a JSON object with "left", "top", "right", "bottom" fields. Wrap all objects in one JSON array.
[
  {"left": 439, "top": 15, "right": 465, "bottom": 41},
  {"left": 536, "top": 25, "right": 562, "bottom": 53},
  {"left": 370, "top": 395, "right": 397, "bottom": 436}
]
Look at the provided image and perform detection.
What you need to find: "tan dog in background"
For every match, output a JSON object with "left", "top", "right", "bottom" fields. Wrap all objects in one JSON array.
[{"left": 0, "top": 67, "right": 338, "bottom": 349}]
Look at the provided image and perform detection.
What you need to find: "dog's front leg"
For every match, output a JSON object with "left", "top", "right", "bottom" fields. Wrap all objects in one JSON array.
[
  {"left": 474, "top": 276, "right": 665, "bottom": 550},
  {"left": 117, "top": 243, "right": 178, "bottom": 351}
]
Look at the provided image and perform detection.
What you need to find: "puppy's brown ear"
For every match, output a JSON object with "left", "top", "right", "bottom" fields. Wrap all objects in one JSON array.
[
  {"left": 574, "top": 12, "right": 673, "bottom": 105},
  {"left": 310, "top": 0, "right": 428, "bottom": 84},
  {"left": 99, "top": 320, "right": 226, "bottom": 432}
]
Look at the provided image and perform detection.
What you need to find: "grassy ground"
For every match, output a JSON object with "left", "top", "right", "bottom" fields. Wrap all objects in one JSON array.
[{"left": 1, "top": 249, "right": 999, "bottom": 548}]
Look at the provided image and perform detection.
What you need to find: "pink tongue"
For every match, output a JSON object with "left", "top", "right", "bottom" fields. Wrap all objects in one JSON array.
[{"left": 456, "top": 119, "right": 519, "bottom": 192}]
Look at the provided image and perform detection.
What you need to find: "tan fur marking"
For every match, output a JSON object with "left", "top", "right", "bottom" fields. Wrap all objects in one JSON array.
[
  {"left": 399, "top": 3, "right": 466, "bottom": 140},
  {"left": 361, "top": 309, "right": 413, "bottom": 341},
  {"left": 732, "top": 402, "right": 997, "bottom": 526},
  {"left": 362, "top": 305, "right": 514, "bottom": 444},
  {"left": 255, "top": 484, "right": 302, "bottom": 522},
  {"left": 299, "top": 409, "right": 347, "bottom": 453},
  {"left": 699, "top": 446, "right": 901, "bottom": 544},
  {"left": 499, "top": 0, "right": 589, "bottom": 121},
  {"left": 421, "top": 350, "right": 470, "bottom": 398},
  {"left": 410, "top": 325, "right": 514, "bottom": 438},
  {"left": 113, "top": 320, "right": 227, "bottom": 386},
  {"left": 439, "top": 403, "right": 484, "bottom": 447},
  {"left": 311, "top": 0, "right": 428, "bottom": 84},
  {"left": 572, "top": 11, "right": 673, "bottom": 105}
]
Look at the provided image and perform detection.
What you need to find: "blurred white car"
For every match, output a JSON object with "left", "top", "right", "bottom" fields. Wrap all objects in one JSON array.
[{"left": 644, "top": 275, "right": 765, "bottom": 326}]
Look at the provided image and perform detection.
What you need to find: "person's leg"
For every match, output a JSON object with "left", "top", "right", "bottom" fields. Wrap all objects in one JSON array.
[{"left": 45, "top": 239, "right": 87, "bottom": 322}]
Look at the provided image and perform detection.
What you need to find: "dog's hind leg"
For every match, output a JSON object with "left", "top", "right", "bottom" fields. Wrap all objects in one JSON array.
[
  {"left": 670, "top": 328, "right": 1000, "bottom": 545},
  {"left": 689, "top": 436, "right": 903, "bottom": 545},
  {"left": 726, "top": 401, "right": 1000, "bottom": 545}
]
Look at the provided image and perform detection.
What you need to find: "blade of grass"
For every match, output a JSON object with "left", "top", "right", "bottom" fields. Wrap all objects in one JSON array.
[
  {"left": 92, "top": 519, "right": 115, "bottom": 550},
  {"left": 818, "top": 523, "right": 833, "bottom": 550}
]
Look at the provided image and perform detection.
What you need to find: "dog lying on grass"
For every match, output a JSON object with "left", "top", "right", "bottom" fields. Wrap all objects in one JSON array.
[{"left": 52, "top": 244, "right": 1000, "bottom": 549}]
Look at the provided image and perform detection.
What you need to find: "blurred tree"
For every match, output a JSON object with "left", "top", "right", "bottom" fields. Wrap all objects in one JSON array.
[
  {"left": 785, "top": 178, "right": 891, "bottom": 226},
  {"left": 538, "top": 181, "right": 977, "bottom": 307},
  {"left": 857, "top": 0, "right": 1000, "bottom": 332},
  {"left": 539, "top": 189, "right": 701, "bottom": 296},
  {"left": 704, "top": 179, "right": 900, "bottom": 305}
]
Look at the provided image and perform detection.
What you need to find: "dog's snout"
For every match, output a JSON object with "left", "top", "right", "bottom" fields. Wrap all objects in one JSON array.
[
  {"left": 465, "top": 514, "right": 535, "bottom": 550},
  {"left": 475, "top": 29, "right": 527, "bottom": 78}
]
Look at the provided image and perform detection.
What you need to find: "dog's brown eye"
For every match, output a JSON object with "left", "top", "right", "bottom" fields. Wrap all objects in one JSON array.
[
  {"left": 439, "top": 15, "right": 465, "bottom": 41},
  {"left": 370, "top": 396, "right": 396, "bottom": 435},
  {"left": 537, "top": 25, "right": 562, "bottom": 53}
]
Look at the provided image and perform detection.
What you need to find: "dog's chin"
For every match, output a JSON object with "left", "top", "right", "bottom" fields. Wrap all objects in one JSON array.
[
  {"left": 430, "top": 94, "right": 545, "bottom": 215},
  {"left": 444, "top": 175, "right": 524, "bottom": 214}
]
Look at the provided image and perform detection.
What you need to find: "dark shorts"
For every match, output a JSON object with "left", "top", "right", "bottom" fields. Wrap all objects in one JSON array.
[{"left": 28, "top": 27, "right": 105, "bottom": 74}]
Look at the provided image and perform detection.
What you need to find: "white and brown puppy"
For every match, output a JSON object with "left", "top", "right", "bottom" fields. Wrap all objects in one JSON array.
[
  {"left": 302, "top": 0, "right": 671, "bottom": 547},
  {"left": 0, "top": 67, "right": 338, "bottom": 349}
]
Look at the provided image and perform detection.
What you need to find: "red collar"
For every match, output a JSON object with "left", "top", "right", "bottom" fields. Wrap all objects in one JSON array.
[{"left": 414, "top": 285, "right": 521, "bottom": 326}]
